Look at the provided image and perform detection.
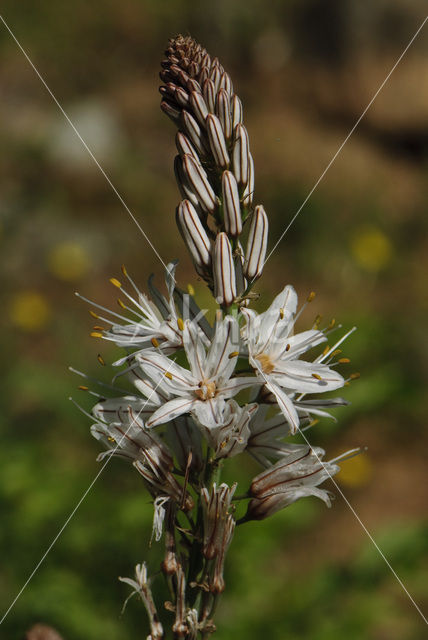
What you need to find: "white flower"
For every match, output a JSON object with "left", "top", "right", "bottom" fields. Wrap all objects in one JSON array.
[
  {"left": 201, "top": 399, "right": 258, "bottom": 459},
  {"left": 81, "top": 262, "right": 211, "bottom": 359},
  {"left": 241, "top": 284, "right": 345, "bottom": 434},
  {"left": 137, "top": 316, "right": 257, "bottom": 429}
]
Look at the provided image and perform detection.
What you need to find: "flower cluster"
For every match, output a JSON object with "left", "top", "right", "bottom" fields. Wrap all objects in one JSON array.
[{"left": 75, "top": 35, "right": 357, "bottom": 640}]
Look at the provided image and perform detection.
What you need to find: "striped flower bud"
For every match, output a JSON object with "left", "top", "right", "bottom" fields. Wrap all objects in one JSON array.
[
  {"left": 189, "top": 90, "right": 209, "bottom": 127},
  {"left": 160, "top": 100, "right": 181, "bottom": 124},
  {"left": 232, "top": 124, "right": 251, "bottom": 187},
  {"left": 222, "top": 170, "right": 242, "bottom": 237},
  {"left": 175, "top": 131, "right": 199, "bottom": 161},
  {"left": 219, "top": 71, "right": 233, "bottom": 96},
  {"left": 242, "top": 153, "right": 255, "bottom": 208},
  {"left": 206, "top": 113, "right": 230, "bottom": 169},
  {"left": 231, "top": 94, "right": 243, "bottom": 129},
  {"left": 216, "top": 88, "right": 232, "bottom": 140},
  {"left": 200, "top": 482, "right": 237, "bottom": 559},
  {"left": 176, "top": 200, "right": 211, "bottom": 272},
  {"left": 202, "top": 78, "right": 216, "bottom": 113},
  {"left": 182, "top": 154, "right": 217, "bottom": 214},
  {"left": 174, "top": 155, "right": 200, "bottom": 209},
  {"left": 244, "top": 205, "right": 268, "bottom": 281},
  {"left": 181, "top": 110, "right": 206, "bottom": 156},
  {"left": 214, "top": 232, "right": 236, "bottom": 306}
]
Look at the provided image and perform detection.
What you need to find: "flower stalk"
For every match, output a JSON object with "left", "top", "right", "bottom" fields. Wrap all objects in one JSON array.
[{"left": 74, "top": 34, "right": 359, "bottom": 639}]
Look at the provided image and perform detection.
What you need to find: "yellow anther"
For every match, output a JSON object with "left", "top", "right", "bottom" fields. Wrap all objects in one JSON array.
[
  {"left": 332, "top": 349, "right": 342, "bottom": 356},
  {"left": 164, "top": 371, "right": 173, "bottom": 380},
  {"left": 307, "top": 291, "right": 316, "bottom": 302},
  {"left": 107, "top": 436, "right": 116, "bottom": 443},
  {"left": 151, "top": 337, "right": 160, "bottom": 348},
  {"left": 187, "top": 283, "right": 195, "bottom": 295},
  {"left": 97, "top": 354, "right": 105, "bottom": 366},
  {"left": 92, "top": 325, "right": 105, "bottom": 331},
  {"left": 312, "top": 373, "right": 322, "bottom": 380},
  {"left": 91, "top": 332, "right": 103, "bottom": 338},
  {"left": 314, "top": 314, "right": 322, "bottom": 328},
  {"left": 228, "top": 351, "right": 239, "bottom": 359},
  {"left": 327, "top": 318, "right": 336, "bottom": 330},
  {"left": 338, "top": 358, "right": 350, "bottom": 364},
  {"left": 309, "top": 418, "right": 319, "bottom": 427},
  {"left": 177, "top": 317, "right": 184, "bottom": 331},
  {"left": 279, "top": 308, "right": 284, "bottom": 319},
  {"left": 89, "top": 310, "right": 99, "bottom": 319},
  {"left": 344, "top": 381, "right": 350, "bottom": 386},
  {"left": 117, "top": 298, "right": 126, "bottom": 309},
  {"left": 121, "top": 264, "right": 128, "bottom": 276},
  {"left": 323, "top": 345, "right": 330, "bottom": 356},
  {"left": 350, "top": 372, "right": 360, "bottom": 380},
  {"left": 110, "top": 277, "right": 122, "bottom": 288},
  {"left": 285, "top": 343, "right": 290, "bottom": 352},
  {"left": 78, "top": 385, "right": 89, "bottom": 391}
]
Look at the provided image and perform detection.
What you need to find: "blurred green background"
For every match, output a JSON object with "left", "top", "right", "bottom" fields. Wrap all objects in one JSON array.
[{"left": 1, "top": 1, "right": 427, "bottom": 638}]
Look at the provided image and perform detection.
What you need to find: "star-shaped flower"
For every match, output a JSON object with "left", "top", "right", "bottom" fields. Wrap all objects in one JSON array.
[
  {"left": 241, "top": 285, "right": 345, "bottom": 434},
  {"left": 137, "top": 316, "right": 257, "bottom": 429}
]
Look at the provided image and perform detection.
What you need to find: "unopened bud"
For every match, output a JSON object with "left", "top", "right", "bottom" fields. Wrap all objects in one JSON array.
[
  {"left": 190, "top": 90, "right": 209, "bottom": 127},
  {"left": 222, "top": 171, "right": 242, "bottom": 237},
  {"left": 176, "top": 131, "right": 199, "bottom": 161},
  {"left": 202, "top": 78, "right": 216, "bottom": 113},
  {"left": 216, "top": 88, "right": 233, "bottom": 140},
  {"left": 182, "top": 154, "right": 217, "bottom": 214},
  {"left": 232, "top": 124, "right": 251, "bottom": 187},
  {"left": 244, "top": 205, "right": 268, "bottom": 280},
  {"left": 213, "top": 233, "right": 237, "bottom": 306},
  {"left": 176, "top": 200, "right": 212, "bottom": 271},
  {"left": 231, "top": 94, "right": 243, "bottom": 129},
  {"left": 206, "top": 114, "right": 230, "bottom": 169},
  {"left": 181, "top": 110, "right": 206, "bottom": 156}
]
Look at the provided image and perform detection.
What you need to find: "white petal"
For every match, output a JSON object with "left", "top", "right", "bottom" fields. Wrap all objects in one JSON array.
[
  {"left": 183, "top": 320, "right": 207, "bottom": 379},
  {"left": 264, "top": 380, "right": 300, "bottom": 434},
  {"left": 272, "top": 361, "right": 345, "bottom": 394},
  {"left": 205, "top": 316, "right": 239, "bottom": 381},
  {"left": 147, "top": 397, "right": 196, "bottom": 427}
]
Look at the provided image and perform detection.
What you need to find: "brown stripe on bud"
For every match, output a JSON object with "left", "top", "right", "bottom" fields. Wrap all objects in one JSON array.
[
  {"left": 242, "top": 153, "right": 255, "bottom": 208},
  {"left": 232, "top": 124, "right": 251, "bottom": 187},
  {"left": 182, "top": 154, "right": 217, "bottom": 214},
  {"left": 176, "top": 200, "right": 212, "bottom": 271},
  {"left": 160, "top": 99, "right": 181, "bottom": 124},
  {"left": 174, "top": 155, "right": 200, "bottom": 210},
  {"left": 206, "top": 114, "right": 230, "bottom": 169},
  {"left": 175, "top": 131, "right": 200, "bottom": 161},
  {"left": 216, "top": 89, "right": 232, "bottom": 141},
  {"left": 189, "top": 90, "right": 209, "bottom": 126},
  {"left": 219, "top": 71, "right": 233, "bottom": 96},
  {"left": 231, "top": 94, "right": 243, "bottom": 129},
  {"left": 213, "top": 232, "right": 236, "bottom": 306},
  {"left": 244, "top": 205, "right": 268, "bottom": 281},
  {"left": 222, "top": 170, "right": 242, "bottom": 237},
  {"left": 202, "top": 78, "right": 216, "bottom": 113},
  {"left": 181, "top": 110, "right": 207, "bottom": 156}
]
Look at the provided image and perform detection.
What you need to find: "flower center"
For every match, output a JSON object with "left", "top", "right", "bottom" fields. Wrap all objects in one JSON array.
[
  {"left": 255, "top": 353, "right": 275, "bottom": 374},
  {"left": 195, "top": 380, "right": 217, "bottom": 400}
]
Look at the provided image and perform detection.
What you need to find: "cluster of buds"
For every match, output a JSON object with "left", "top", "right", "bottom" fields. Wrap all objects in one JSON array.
[
  {"left": 160, "top": 35, "right": 268, "bottom": 307},
  {"left": 75, "top": 35, "right": 359, "bottom": 640}
]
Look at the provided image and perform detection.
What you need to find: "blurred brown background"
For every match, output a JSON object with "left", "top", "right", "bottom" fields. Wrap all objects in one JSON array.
[{"left": 1, "top": 1, "right": 427, "bottom": 639}]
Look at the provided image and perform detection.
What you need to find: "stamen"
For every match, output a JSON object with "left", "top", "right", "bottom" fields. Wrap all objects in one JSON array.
[
  {"left": 93, "top": 325, "right": 105, "bottom": 331},
  {"left": 89, "top": 310, "right": 99, "bottom": 319},
  {"left": 151, "top": 337, "right": 160, "bottom": 348},
  {"left": 165, "top": 372, "right": 173, "bottom": 380},
  {"left": 279, "top": 308, "right": 284, "bottom": 319},
  {"left": 327, "top": 318, "right": 336, "bottom": 330},
  {"left": 307, "top": 291, "right": 316, "bottom": 302},
  {"left": 312, "top": 373, "right": 322, "bottom": 380},
  {"left": 187, "top": 283, "right": 195, "bottom": 295},
  {"left": 110, "top": 277, "right": 122, "bottom": 288},
  {"left": 228, "top": 351, "right": 239, "bottom": 358},
  {"left": 78, "top": 385, "right": 89, "bottom": 391},
  {"left": 177, "top": 317, "right": 184, "bottom": 331},
  {"left": 117, "top": 298, "right": 126, "bottom": 309},
  {"left": 338, "top": 357, "right": 350, "bottom": 364},
  {"left": 285, "top": 343, "right": 290, "bottom": 352},
  {"left": 91, "top": 332, "right": 103, "bottom": 338},
  {"left": 349, "top": 372, "right": 360, "bottom": 380}
]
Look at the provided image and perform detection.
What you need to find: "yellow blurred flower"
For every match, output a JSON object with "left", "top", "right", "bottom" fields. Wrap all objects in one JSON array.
[
  {"left": 48, "top": 242, "right": 90, "bottom": 281},
  {"left": 351, "top": 227, "right": 392, "bottom": 272},
  {"left": 336, "top": 452, "right": 372, "bottom": 488},
  {"left": 10, "top": 291, "right": 51, "bottom": 332}
]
